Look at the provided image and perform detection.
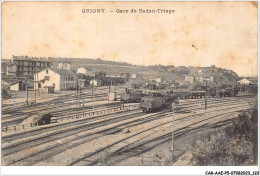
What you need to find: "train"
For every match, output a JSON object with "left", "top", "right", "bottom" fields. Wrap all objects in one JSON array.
[{"left": 139, "top": 85, "right": 240, "bottom": 113}]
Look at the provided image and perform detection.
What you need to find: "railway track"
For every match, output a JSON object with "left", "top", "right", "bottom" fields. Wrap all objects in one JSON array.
[
  {"left": 1, "top": 95, "right": 255, "bottom": 166},
  {"left": 70, "top": 104, "right": 251, "bottom": 166},
  {"left": 2, "top": 88, "right": 125, "bottom": 126},
  {"left": 2, "top": 88, "right": 109, "bottom": 111},
  {"left": 2, "top": 92, "right": 108, "bottom": 117},
  {"left": 3, "top": 95, "right": 253, "bottom": 142}
]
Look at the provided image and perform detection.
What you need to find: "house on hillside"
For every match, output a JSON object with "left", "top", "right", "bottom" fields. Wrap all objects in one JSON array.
[
  {"left": 185, "top": 75, "right": 195, "bottom": 84},
  {"left": 106, "top": 73, "right": 122, "bottom": 78},
  {"left": 238, "top": 78, "right": 252, "bottom": 85},
  {"left": 121, "top": 73, "right": 130, "bottom": 81},
  {"left": 154, "top": 77, "right": 163, "bottom": 83},
  {"left": 58, "top": 62, "right": 71, "bottom": 71},
  {"left": 77, "top": 67, "right": 95, "bottom": 77},
  {"left": 185, "top": 75, "right": 214, "bottom": 84},
  {"left": 131, "top": 73, "right": 137, "bottom": 79},
  {"left": 34, "top": 68, "right": 78, "bottom": 91},
  {"left": 198, "top": 69, "right": 203, "bottom": 74}
]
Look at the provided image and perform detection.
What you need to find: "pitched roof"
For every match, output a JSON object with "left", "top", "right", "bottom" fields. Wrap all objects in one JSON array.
[
  {"left": 90, "top": 78, "right": 102, "bottom": 82},
  {"left": 238, "top": 78, "right": 252, "bottom": 82},
  {"left": 46, "top": 68, "right": 77, "bottom": 76},
  {"left": 6, "top": 63, "right": 16, "bottom": 66},
  {"left": 78, "top": 67, "right": 93, "bottom": 71},
  {"left": 2, "top": 77, "right": 20, "bottom": 85}
]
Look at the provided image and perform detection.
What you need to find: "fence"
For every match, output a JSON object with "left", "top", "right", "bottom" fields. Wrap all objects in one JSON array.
[
  {"left": 54, "top": 104, "right": 140, "bottom": 123},
  {"left": 1, "top": 104, "right": 140, "bottom": 133}
]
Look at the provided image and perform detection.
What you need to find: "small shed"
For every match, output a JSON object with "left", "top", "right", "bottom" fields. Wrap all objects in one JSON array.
[
  {"left": 90, "top": 79, "right": 103, "bottom": 87},
  {"left": 108, "top": 92, "right": 117, "bottom": 101},
  {"left": 10, "top": 82, "right": 20, "bottom": 91},
  {"left": 22, "top": 113, "right": 52, "bottom": 126}
]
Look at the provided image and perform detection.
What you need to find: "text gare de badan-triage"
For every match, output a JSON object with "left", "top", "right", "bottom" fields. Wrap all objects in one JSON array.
[{"left": 82, "top": 8, "right": 175, "bottom": 14}]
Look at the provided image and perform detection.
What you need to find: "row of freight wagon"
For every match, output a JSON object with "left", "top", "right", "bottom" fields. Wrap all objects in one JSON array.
[{"left": 120, "top": 87, "right": 239, "bottom": 113}]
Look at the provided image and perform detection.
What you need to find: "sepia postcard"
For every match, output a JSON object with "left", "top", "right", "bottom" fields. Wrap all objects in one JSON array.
[{"left": 1, "top": 1, "right": 259, "bottom": 175}]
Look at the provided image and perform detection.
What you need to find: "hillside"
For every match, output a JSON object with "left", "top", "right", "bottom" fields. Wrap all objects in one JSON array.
[
  {"left": 1, "top": 58, "right": 243, "bottom": 85},
  {"left": 48, "top": 57, "right": 133, "bottom": 67}
]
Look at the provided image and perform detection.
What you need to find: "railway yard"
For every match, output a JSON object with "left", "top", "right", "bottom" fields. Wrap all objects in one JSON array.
[{"left": 1, "top": 86, "right": 257, "bottom": 166}]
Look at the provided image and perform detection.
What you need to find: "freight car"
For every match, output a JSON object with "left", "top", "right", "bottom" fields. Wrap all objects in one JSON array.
[
  {"left": 120, "top": 92, "right": 141, "bottom": 103},
  {"left": 247, "top": 84, "right": 258, "bottom": 94},
  {"left": 140, "top": 96, "right": 165, "bottom": 113},
  {"left": 190, "top": 91, "right": 206, "bottom": 99},
  {"left": 217, "top": 87, "right": 238, "bottom": 97}
]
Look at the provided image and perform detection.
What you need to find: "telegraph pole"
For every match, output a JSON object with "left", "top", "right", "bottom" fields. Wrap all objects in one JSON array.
[
  {"left": 82, "top": 86, "right": 84, "bottom": 109},
  {"left": 34, "top": 74, "right": 36, "bottom": 103},
  {"left": 92, "top": 87, "right": 95, "bottom": 110},
  {"left": 36, "top": 72, "right": 40, "bottom": 96},
  {"left": 25, "top": 85, "right": 28, "bottom": 105},
  {"left": 205, "top": 81, "right": 208, "bottom": 110},
  {"left": 76, "top": 79, "right": 78, "bottom": 93},
  {"left": 172, "top": 109, "right": 174, "bottom": 154},
  {"left": 171, "top": 101, "right": 177, "bottom": 160},
  {"left": 79, "top": 86, "right": 81, "bottom": 106}
]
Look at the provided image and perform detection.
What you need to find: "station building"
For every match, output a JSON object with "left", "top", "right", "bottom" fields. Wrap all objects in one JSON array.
[{"left": 34, "top": 68, "right": 78, "bottom": 91}]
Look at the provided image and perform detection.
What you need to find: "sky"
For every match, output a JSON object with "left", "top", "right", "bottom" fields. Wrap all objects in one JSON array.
[{"left": 2, "top": 1, "right": 258, "bottom": 77}]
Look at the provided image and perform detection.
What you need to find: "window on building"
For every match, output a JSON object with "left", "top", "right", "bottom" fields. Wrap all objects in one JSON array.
[
  {"left": 44, "top": 76, "right": 50, "bottom": 81},
  {"left": 31, "top": 67, "right": 33, "bottom": 70},
  {"left": 46, "top": 70, "right": 48, "bottom": 74},
  {"left": 38, "top": 83, "right": 41, "bottom": 88}
]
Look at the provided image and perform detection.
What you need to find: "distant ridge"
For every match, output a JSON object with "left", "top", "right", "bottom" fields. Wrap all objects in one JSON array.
[{"left": 48, "top": 57, "right": 135, "bottom": 67}]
